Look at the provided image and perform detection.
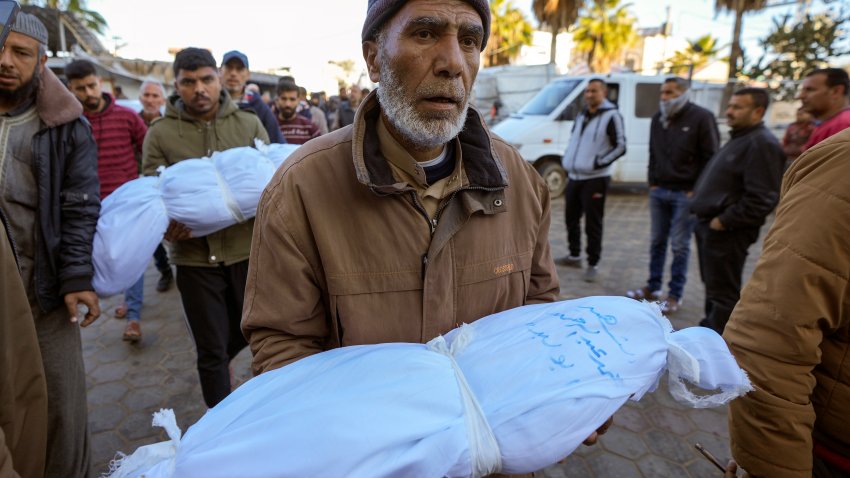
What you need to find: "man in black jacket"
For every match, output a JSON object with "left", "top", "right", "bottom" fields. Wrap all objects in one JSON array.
[
  {"left": 627, "top": 77, "right": 719, "bottom": 313},
  {"left": 690, "top": 88, "right": 784, "bottom": 334},
  {"left": 0, "top": 13, "right": 100, "bottom": 477}
]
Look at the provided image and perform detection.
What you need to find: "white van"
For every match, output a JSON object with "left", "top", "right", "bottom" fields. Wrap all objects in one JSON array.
[{"left": 491, "top": 74, "right": 723, "bottom": 196}]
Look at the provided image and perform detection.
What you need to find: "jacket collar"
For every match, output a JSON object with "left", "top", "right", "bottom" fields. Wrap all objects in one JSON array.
[
  {"left": 584, "top": 98, "right": 617, "bottom": 116},
  {"left": 729, "top": 121, "right": 764, "bottom": 139},
  {"left": 351, "top": 90, "right": 508, "bottom": 195},
  {"left": 35, "top": 67, "right": 83, "bottom": 128}
]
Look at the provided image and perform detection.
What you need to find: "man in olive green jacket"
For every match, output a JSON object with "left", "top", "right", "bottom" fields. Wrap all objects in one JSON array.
[{"left": 142, "top": 47, "right": 268, "bottom": 408}]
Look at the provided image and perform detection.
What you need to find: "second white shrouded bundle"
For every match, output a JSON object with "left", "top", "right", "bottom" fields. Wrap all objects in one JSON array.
[
  {"left": 92, "top": 142, "right": 299, "bottom": 297},
  {"left": 105, "top": 297, "right": 752, "bottom": 478}
]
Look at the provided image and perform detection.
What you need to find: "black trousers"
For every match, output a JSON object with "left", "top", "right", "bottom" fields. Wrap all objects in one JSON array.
[
  {"left": 153, "top": 243, "right": 171, "bottom": 274},
  {"left": 565, "top": 176, "right": 610, "bottom": 266},
  {"left": 176, "top": 261, "right": 249, "bottom": 408},
  {"left": 694, "top": 221, "right": 760, "bottom": 334}
]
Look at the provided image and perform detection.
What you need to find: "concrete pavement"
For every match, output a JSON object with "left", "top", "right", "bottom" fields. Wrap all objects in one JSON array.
[{"left": 84, "top": 189, "right": 766, "bottom": 476}]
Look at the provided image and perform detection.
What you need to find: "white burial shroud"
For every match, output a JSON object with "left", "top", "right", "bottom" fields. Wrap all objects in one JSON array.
[
  {"left": 106, "top": 297, "right": 751, "bottom": 478},
  {"left": 92, "top": 142, "right": 299, "bottom": 296}
]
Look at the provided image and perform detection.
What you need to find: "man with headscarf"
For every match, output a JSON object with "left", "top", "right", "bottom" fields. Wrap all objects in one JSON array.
[
  {"left": 0, "top": 13, "right": 100, "bottom": 477},
  {"left": 626, "top": 77, "right": 718, "bottom": 314}
]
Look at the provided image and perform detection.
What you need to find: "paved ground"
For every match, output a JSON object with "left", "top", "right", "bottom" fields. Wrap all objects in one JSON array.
[{"left": 84, "top": 188, "right": 767, "bottom": 476}]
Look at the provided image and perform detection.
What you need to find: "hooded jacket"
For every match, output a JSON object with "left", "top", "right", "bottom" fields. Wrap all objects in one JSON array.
[
  {"left": 724, "top": 128, "right": 850, "bottom": 477},
  {"left": 141, "top": 91, "right": 269, "bottom": 267},
  {"left": 26, "top": 68, "right": 100, "bottom": 313},
  {"left": 242, "top": 91, "right": 560, "bottom": 374},
  {"left": 83, "top": 92, "right": 147, "bottom": 199},
  {"left": 0, "top": 208, "right": 48, "bottom": 478},
  {"left": 561, "top": 99, "right": 626, "bottom": 181}
]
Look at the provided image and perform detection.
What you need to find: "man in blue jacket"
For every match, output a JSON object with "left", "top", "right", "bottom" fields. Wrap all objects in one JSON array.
[
  {"left": 558, "top": 78, "right": 626, "bottom": 282},
  {"left": 690, "top": 88, "right": 784, "bottom": 334},
  {"left": 221, "top": 50, "right": 286, "bottom": 144}
]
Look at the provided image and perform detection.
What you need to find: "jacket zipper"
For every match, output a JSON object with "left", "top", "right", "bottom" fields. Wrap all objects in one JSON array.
[{"left": 415, "top": 185, "right": 501, "bottom": 280}]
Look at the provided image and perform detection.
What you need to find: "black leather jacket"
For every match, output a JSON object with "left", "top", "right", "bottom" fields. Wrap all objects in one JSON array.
[{"left": 15, "top": 69, "right": 102, "bottom": 313}]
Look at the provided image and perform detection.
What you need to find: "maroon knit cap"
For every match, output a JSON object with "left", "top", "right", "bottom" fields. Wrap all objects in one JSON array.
[{"left": 361, "top": 0, "right": 490, "bottom": 51}]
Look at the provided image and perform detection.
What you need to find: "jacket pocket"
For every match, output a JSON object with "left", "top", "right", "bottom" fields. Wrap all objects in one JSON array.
[
  {"left": 327, "top": 270, "right": 423, "bottom": 346},
  {"left": 456, "top": 249, "right": 534, "bottom": 321}
]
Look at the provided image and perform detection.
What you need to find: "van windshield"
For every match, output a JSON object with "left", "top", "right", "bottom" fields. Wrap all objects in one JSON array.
[{"left": 518, "top": 79, "right": 581, "bottom": 115}]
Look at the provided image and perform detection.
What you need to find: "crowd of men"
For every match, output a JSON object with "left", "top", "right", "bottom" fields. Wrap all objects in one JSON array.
[{"left": 0, "top": 1, "right": 849, "bottom": 477}]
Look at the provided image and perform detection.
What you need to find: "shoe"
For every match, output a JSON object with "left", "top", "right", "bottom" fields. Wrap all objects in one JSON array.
[
  {"left": 662, "top": 297, "right": 681, "bottom": 314},
  {"left": 625, "top": 286, "right": 661, "bottom": 301},
  {"left": 583, "top": 266, "right": 599, "bottom": 282},
  {"left": 114, "top": 303, "right": 128, "bottom": 319},
  {"left": 555, "top": 255, "right": 582, "bottom": 268},
  {"left": 157, "top": 269, "right": 173, "bottom": 292},
  {"left": 122, "top": 321, "right": 142, "bottom": 342}
]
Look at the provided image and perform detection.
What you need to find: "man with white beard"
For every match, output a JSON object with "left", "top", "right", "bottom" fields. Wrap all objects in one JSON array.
[{"left": 242, "top": 0, "right": 559, "bottom": 377}]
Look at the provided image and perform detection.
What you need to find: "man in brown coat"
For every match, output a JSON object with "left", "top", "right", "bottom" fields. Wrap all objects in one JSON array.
[
  {"left": 241, "top": 3, "right": 620, "bottom": 473},
  {"left": 724, "top": 128, "right": 850, "bottom": 477},
  {"left": 242, "top": 0, "right": 559, "bottom": 371},
  {"left": 0, "top": 209, "right": 48, "bottom": 478}
]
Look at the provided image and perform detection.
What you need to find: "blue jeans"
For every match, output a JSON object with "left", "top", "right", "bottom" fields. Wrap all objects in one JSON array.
[
  {"left": 124, "top": 274, "right": 144, "bottom": 321},
  {"left": 647, "top": 187, "right": 695, "bottom": 299}
]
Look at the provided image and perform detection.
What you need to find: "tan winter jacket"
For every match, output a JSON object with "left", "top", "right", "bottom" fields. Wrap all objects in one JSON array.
[
  {"left": 243, "top": 92, "right": 560, "bottom": 374},
  {"left": 724, "top": 128, "right": 850, "bottom": 477},
  {"left": 0, "top": 212, "right": 47, "bottom": 478}
]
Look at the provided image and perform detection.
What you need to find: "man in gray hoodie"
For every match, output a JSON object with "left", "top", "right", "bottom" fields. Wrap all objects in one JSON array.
[{"left": 558, "top": 79, "right": 626, "bottom": 282}]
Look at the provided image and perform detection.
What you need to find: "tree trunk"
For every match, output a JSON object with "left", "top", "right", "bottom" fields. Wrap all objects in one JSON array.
[
  {"left": 722, "top": 0, "right": 745, "bottom": 114},
  {"left": 587, "top": 37, "right": 598, "bottom": 72},
  {"left": 549, "top": 26, "right": 558, "bottom": 64},
  {"left": 729, "top": 2, "right": 744, "bottom": 81}
]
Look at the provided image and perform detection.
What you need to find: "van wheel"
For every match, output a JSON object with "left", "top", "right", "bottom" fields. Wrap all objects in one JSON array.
[{"left": 536, "top": 161, "right": 567, "bottom": 197}]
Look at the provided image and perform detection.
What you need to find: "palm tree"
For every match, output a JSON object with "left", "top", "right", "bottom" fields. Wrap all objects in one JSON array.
[
  {"left": 484, "top": 0, "right": 534, "bottom": 67},
  {"left": 572, "top": 0, "right": 638, "bottom": 73},
  {"left": 21, "top": 0, "right": 107, "bottom": 34},
  {"left": 532, "top": 0, "right": 583, "bottom": 64},
  {"left": 714, "top": 0, "right": 767, "bottom": 83},
  {"left": 667, "top": 34, "right": 722, "bottom": 75}
]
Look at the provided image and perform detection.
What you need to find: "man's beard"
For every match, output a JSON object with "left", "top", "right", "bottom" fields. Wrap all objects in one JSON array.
[
  {"left": 278, "top": 106, "right": 295, "bottom": 120},
  {"left": 377, "top": 60, "right": 469, "bottom": 152},
  {"left": 0, "top": 66, "right": 40, "bottom": 106}
]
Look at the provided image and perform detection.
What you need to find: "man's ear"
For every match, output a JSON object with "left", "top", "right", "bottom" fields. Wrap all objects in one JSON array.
[
  {"left": 363, "top": 41, "right": 381, "bottom": 83},
  {"left": 37, "top": 53, "right": 47, "bottom": 74}
]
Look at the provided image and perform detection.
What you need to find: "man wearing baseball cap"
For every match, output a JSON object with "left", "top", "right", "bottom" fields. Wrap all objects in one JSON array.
[
  {"left": 220, "top": 50, "right": 286, "bottom": 143},
  {"left": 0, "top": 12, "right": 100, "bottom": 478}
]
